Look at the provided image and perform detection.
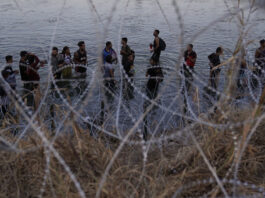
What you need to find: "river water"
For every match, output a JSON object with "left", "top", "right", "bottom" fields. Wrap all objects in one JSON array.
[{"left": 0, "top": 0, "right": 265, "bottom": 134}]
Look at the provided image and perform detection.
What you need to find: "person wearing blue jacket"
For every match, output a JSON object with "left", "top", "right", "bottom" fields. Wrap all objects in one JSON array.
[{"left": 102, "top": 41, "right": 117, "bottom": 64}]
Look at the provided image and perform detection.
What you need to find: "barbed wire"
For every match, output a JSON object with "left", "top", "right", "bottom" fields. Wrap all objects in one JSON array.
[{"left": 1, "top": 0, "right": 265, "bottom": 197}]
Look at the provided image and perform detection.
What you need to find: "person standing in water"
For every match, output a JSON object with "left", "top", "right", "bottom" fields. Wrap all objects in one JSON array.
[
  {"left": 182, "top": 44, "right": 197, "bottom": 93},
  {"left": 61, "top": 46, "right": 73, "bottom": 80},
  {"left": 74, "top": 41, "right": 88, "bottom": 76},
  {"left": 236, "top": 51, "right": 247, "bottom": 97},
  {"left": 145, "top": 58, "right": 163, "bottom": 100},
  {"left": 19, "top": 51, "right": 29, "bottom": 82},
  {"left": 150, "top": 29, "right": 166, "bottom": 63},
  {"left": 120, "top": 37, "right": 132, "bottom": 70},
  {"left": 73, "top": 41, "right": 88, "bottom": 95},
  {"left": 25, "top": 53, "right": 42, "bottom": 109},
  {"left": 51, "top": 47, "right": 63, "bottom": 80},
  {"left": 0, "top": 70, "right": 9, "bottom": 117},
  {"left": 143, "top": 58, "right": 164, "bottom": 141},
  {"left": 103, "top": 55, "right": 116, "bottom": 103},
  {"left": 0, "top": 56, "right": 19, "bottom": 117},
  {"left": 120, "top": 38, "right": 135, "bottom": 99},
  {"left": 254, "top": 39, "right": 265, "bottom": 77},
  {"left": 19, "top": 51, "right": 32, "bottom": 106},
  {"left": 103, "top": 41, "right": 117, "bottom": 64},
  {"left": 123, "top": 51, "right": 135, "bottom": 100},
  {"left": 207, "top": 47, "right": 223, "bottom": 98},
  {"left": 3, "top": 55, "right": 19, "bottom": 90}
]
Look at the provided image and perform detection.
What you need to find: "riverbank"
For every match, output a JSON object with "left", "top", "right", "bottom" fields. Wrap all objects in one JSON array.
[{"left": 1, "top": 101, "right": 265, "bottom": 197}]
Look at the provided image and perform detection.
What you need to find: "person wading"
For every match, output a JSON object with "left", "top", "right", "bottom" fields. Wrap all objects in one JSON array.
[
  {"left": 253, "top": 39, "right": 265, "bottom": 87},
  {"left": 207, "top": 47, "right": 223, "bottom": 99},
  {"left": 120, "top": 37, "right": 132, "bottom": 70},
  {"left": 123, "top": 51, "right": 135, "bottom": 100},
  {"left": 74, "top": 41, "right": 88, "bottom": 94},
  {"left": 182, "top": 44, "right": 197, "bottom": 93},
  {"left": 150, "top": 29, "right": 166, "bottom": 63},
  {"left": 61, "top": 46, "right": 73, "bottom": 80},
  {"left": 103, "top": 54, "right": 116, "bottom": 109},
  {"left": 143, "top": 58, "right": 164, "bottom": 141},
  {"left": 74, "top": 41, "right": 88, "bottom": 77},
  {"left": 0, "top": 56, "right": 19, "bottom": 118},
  {"left": 103, "top": 41, "right": 117, "bottom": 64}
]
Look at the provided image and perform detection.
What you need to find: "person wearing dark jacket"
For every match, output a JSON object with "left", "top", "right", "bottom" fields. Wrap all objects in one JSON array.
[
  {"left": 123, "top": 52, "right": 135, "bottom": 100},
  {"left": 143, "top": 58, "right": 164, "bottom": 141},
  {"left": 208, "top": 47, "right": 223, "bottom": 93},
  {"left": 74, "top": 41, "right": 87, "bottom": 75},
  {"left": 19, "top": 51, "right": 29, "bottom": 82},
  {"left": 20, "top": 52, "right": 41, "bottom": 107},
  {"left": 0, "top": 70, "right": 9, "bottom": 117},
  {"left": 27, "top": 53, "right": 40, "bottom": 83},
  {"left": 255, "top": 39, "right": 265, "bottom": 76},
  {"left": 120, "top": 37, "right": 132, "bottom": 69},
  {"left": 145, "top": 58, "right": 163, "bottom": 100}
]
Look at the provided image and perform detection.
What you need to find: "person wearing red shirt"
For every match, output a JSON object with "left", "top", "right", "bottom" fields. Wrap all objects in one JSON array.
[{"left": 182, "top": 44, "right": 197, "bottom": 93}]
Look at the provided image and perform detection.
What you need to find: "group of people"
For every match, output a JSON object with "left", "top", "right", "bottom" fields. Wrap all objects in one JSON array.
[
  {"left": 183, "top": 40, "right": 265, "bottom": 97},
  {"left": 1, "top": 28, "right": 265, "bottom": 119},
  {"left": 102, "top": 29, "right": 166, "bottom": 103},
  {"left": 0, "top": 40, "right": 88, "bottom": 113}
]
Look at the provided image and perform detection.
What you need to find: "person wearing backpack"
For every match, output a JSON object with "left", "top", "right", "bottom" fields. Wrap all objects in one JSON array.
[{"left": 150, "top": 29, "right": 166, "bottom": 63}]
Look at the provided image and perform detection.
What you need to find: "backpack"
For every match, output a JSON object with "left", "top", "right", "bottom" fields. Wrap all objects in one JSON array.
[{"left": 159, "top": 38, "right": 166, "bottom": 51}]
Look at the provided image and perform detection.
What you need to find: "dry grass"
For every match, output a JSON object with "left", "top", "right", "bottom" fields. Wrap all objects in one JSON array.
[
  {"left": 1, "top": 105, "right": 265, "bottom": 198},
  {"left": 0, "top": 1, "right": 264, "bottom": 198}
]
